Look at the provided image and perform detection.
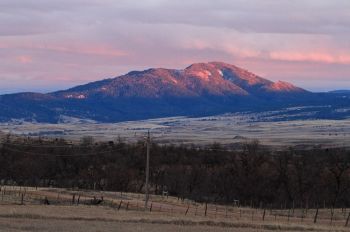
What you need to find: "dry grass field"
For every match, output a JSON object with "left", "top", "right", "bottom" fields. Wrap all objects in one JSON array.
[
  {"left": 1, "top": 186, "right": 350, "bottom": 232},
  {"left": 1, "top": 111, "right": 350, "bottom": 231},
  {"left": 1, "top": 112, "right": 350, "bottom": 149}
]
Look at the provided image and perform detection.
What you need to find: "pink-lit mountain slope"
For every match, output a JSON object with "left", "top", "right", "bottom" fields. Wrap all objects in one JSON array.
[
  {"left": 3, "top": 61, "right": 346, "bottom": 123},
  {"left": 52, "top": 62, "right": 307, "bottom": 99}
]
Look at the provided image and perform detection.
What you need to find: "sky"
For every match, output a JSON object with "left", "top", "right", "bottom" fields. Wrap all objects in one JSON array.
[{"left": 0, "top": 0, "right": 349, "bottom": 94}]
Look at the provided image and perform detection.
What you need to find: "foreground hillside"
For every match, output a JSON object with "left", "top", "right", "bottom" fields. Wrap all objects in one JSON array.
[
  {"left": 1, "top": 205, "right": 348, "bottom": 232},
  {"left": 1, "top": 187, "right": 349, "bottom": 232},
  {"left": 0, "top": 62, "right": 348, "bottom": 123}
]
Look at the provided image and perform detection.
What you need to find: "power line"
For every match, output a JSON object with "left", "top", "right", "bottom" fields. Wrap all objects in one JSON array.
[
  {"left": 4, "top": 143, "right": 76, "bottom": 149},
  {"left": 2, "top": 142, "right": 111, "bottom": 149},
  {"left": 2, "top": 146, "right": 141, "bottom": 157},
  {"left": 1, "top": 142, "right": 265, "bottom": 153},
  {"left": 1, "top": 138, "right": 242, "bottom": 152},
  {"left": 4, "top": 142, "right": 233, "bottom": 152},
  {"left": 2, "top": 140, "right": 272, "bottom": 157}
]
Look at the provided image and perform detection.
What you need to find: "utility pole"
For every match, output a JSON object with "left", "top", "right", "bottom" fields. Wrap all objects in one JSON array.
[{"left": 144, "top": 131, "right": 151, "bottom": 210}]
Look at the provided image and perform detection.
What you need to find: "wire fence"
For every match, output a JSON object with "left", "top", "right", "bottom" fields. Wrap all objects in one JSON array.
[{"left": 1, "top": 185, "right": 350, "bottom": 228}]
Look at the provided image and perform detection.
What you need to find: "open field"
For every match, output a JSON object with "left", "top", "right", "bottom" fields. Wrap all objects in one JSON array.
[
  {"left": 1, "top": 110, "right": 350, "bottom": 148},
  {"left": 1, "top": 186, "right": 350, "bottom": 232}
]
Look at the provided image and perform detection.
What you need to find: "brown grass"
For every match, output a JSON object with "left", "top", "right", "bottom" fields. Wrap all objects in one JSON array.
[
  {"left": 0, "top": 205, "right": 349, "bottom": 232},
  {"left": 1, "top": 116, "right": 350, "bottom": 148},
  {"left": 1, "top": 186, "right": 350, "bottom": 232}
]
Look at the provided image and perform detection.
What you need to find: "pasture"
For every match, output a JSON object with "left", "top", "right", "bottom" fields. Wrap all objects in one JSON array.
[
  {"left": 1, "top": 186, "right": 350, "bottom": 232},
  {"left": 1, "top": 112, "right": 350, "bottom": 149}
]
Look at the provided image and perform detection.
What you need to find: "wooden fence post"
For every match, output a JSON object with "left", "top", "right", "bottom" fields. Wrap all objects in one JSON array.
[
  {"left": 185, "top": 205, "right": 190, "bottom": 215},
  {"left": 20, "top": 193, "right": 24, "bottom": 205},
  {"left": 314, "top": 207, "right": 319, "bottom": 224},
  {"left": 301, "top": 208, "right": 304, "bottom": 222},
  {"left": 118, "top": 200, "right": 123, "bottom": 210},
  {"left": 345, "top": 212, "right": 350, "bottom": 227},
  {"left": 262, "top": 208, "right": 266, "bottom": 221},
  {"left": 72, "top": 194, "right": 76, "bottom": 205},
  {"left": 305, "top": 200, "right": 309, "bottom": 217},
  {"left": 204, "top": 203, "right": 208, "bottom": 217},
  {"left": 330, "top": 208, "right": 334, "bottom": 225},
  {"left": 288, "top": 209, "right": 290, "bottom": 222}
]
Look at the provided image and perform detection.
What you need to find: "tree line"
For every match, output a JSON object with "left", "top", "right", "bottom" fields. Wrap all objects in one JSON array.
[{"left": 1, "top": 135, "right": 350, "bottom": 209}]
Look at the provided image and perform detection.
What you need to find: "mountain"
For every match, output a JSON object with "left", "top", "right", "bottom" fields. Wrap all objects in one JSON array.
[
  {"left": 52, "top": 62, "right": 307, "bottom": 99},
  {"left": 0, "top": 62, "right": 348, "bottom": 123},
  {"left": 329, "top": 90, "right": 350, "bottom": 94}
]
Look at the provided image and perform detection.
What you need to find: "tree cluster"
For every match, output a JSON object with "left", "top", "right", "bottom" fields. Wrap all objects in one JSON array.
[{"left": 1, "top": 136, "right": 350, "bottom": 209}]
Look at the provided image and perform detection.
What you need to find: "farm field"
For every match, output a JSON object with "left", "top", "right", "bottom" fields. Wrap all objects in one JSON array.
[
  {"left": 1, "top": 111, "right": 350, "bottom": 149},
  {"left": 1, "top": 186, "right": 350, "bottom": 232}
]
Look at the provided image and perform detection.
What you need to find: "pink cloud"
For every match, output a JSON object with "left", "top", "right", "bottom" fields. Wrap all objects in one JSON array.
[
  {"left": 269, "top": 52, "right": 350, "bottom": 64},
  {"left": 182, "top": 39, "right": 261, "bottom": 59},
  {"left": 1, "top": 40, "right": 127, "bottom": 58},
  {"left": 36, "top": 44, "right": 128, "bottom": 57},
  {"left": 16, "top": 55, "right": 32, "bottom": 64}
]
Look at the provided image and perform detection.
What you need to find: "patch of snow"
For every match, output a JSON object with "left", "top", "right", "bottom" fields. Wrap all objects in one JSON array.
[
  {"left": 64, "top": 94, "right": 86, "bottom": 99},
  {"left": 335, "top": 108, "right": 350, "bottom": 113},
  {"left": 193, "top": 70, "right": 212, "bottom": 80},
  {"left": 218, "top": 69, "right": 224, "bottom": 77}
]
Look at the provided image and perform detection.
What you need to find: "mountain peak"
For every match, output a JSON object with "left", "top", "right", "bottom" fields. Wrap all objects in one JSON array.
[
  {"left": 0, "top": 61, "right": 322, "bottom": 123},
  {"left": 51, "top": 61, "right": 307, "bottom": 100},
  {"left": 185, "top": 61, "right": 266, "bottom": 84}
]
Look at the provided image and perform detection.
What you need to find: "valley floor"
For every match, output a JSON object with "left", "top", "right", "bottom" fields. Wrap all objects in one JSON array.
[{"left": 1, "top": 112, "right": 350, "bottom": 149}]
